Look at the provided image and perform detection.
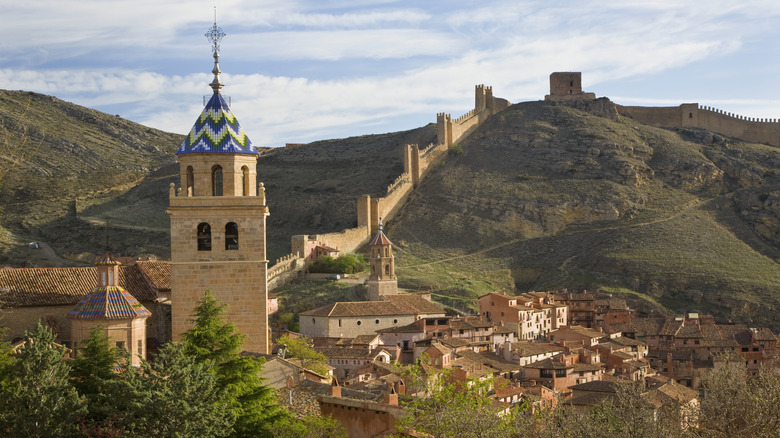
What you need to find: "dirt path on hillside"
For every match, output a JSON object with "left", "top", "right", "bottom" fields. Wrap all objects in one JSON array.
[{"left": 403, "top": 193, "right": 720, "bottom": 269}]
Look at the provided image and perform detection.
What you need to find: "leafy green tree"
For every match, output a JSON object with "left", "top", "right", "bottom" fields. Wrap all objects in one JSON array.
[
  {"left": 271, "top": 414, "right": 346, "bottom": 438},
  {"left": 276, "top": 333, "right": 330, "bottom": 376},
  {"left": 396, "top": 365, "right": 515, "bottom": 438},
  {"left": 182, "top": 290, "right": 288, "bottom": 437},
  {"left": 0, "top": 328, "right": 15, "bottom": 390},
  {"left": 0, "top": 322, "right": 86, "bottom": 437},
  {"left": 105, "top": 341, "right": 233, "bottom": 437},
  {"left": 308, "top": 253, "right": 367, "bottom": 274}
]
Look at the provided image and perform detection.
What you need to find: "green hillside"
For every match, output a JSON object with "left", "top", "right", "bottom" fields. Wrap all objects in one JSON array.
[
  {"left": 388, "top": 100, "right": 780, "bottom": 329},
  {"left": 1, "top": 90, "right": 779, "bottom": 330}
]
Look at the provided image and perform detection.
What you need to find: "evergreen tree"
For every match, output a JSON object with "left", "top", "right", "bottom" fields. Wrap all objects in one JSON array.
[
  {"left": 0, "top": 328, "right": 14, "bottom": 391},
  {"left": 105, "top": 341, "right": 234, "bottom": 437},
  {"left": 0, "top": 322, "right": 86, "bottom": 437},
  {"left": 70, "top": 326, "right": 122, "bottom": 431},
  {"left": 183, "top": 290, "right": 288, "bottom": 437}
]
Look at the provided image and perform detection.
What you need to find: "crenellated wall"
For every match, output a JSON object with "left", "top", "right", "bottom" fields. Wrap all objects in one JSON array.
[
  {"left": 617, "top": 103, "right": 780, "bottom": 147},
  {"left": 269, "top": 84, "right": 510, "bottom": 289}
]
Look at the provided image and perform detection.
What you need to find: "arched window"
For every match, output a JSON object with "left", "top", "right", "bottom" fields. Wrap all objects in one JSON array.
[
  {"left": 212, "top": 165, "right": 223, "bottom": 196},
  {"left": 186, "top": 166, "right": 194, "bottom": 196},
  {"left": 197, "top": 223, "right": 212, "bottom": 251},
  {"left": 384, "top": 248, "right": 389, "bottom": 257},
  {"left": 241, "top": 166, "right": 250, "bottom": 196},
  {"left": 385, "top": 264, "right": 390, "bottom": 275},
  {"left": 225, "top": 222, "right": 239, "bottom": 250}
]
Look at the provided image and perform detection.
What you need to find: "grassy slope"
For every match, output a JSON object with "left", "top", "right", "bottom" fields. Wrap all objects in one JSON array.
[{"left": 388, "top": 101, "right": 780, "bottom": 330}]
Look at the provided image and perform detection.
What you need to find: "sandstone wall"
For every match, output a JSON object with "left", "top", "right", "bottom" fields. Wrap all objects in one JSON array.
[{"left": 617, "top": 104, "right": 780, "bottom": 147}]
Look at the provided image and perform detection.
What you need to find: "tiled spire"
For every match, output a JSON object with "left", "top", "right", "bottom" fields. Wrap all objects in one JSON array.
[{"left": 176, "top": 13, "right": 257, "bottom": 155}]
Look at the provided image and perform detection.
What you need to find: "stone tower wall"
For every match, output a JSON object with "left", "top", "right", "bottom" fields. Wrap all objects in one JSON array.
[{"left": 167, "top": 175, "right": 270, "bottom": 354}]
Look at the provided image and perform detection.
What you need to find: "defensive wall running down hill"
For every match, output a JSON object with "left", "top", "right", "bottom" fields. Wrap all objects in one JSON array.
[
  {"left": 545, "top": 72, "right": 780, "bottom": 148},
  {"left": 616, "top": 103, "right": 780, "bottom": 148},
  {"left": 268, "top": 85, "right": 510, "bottom": 288}
]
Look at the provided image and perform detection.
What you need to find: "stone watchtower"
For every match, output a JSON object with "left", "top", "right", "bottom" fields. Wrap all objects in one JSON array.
[
  {"left": 366, "top": 222, "right": 398, "bottom": 301},
  {"left": 166, "top": 21, "right": 271, "bottom": 354},
  {"left": 68, "top": 253, "right": 151, "bottom": 366}
]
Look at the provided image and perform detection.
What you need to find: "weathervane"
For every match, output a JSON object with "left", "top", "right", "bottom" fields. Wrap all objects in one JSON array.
[
  {"left": 206, "top": 6, "right": 226, "bottom": 94},
  {"left": 205, "top": 7, "right": 226, "bottom": 55}
]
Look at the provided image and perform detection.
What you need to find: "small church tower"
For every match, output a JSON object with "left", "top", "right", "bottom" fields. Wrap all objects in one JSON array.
[
  {"left": 166, "top": 19, "right": 271, "bottom": 354},
  {"left": 68, "top": 253, "right": 151, "bottom": 366},
  {"left": 367, "top": 222, "right": 398, "bottom": 301}
]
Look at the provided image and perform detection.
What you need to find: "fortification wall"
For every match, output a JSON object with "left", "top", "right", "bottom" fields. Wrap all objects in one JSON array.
[
  {"left": 617, "top": 104, "right": 780, "bottom": 147},
  {"left": 275, "top": 84, "right": 508, "bottom": 290}
]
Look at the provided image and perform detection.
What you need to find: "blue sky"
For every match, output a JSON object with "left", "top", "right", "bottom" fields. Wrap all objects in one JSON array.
[{"left": 2, "top": 1, "right": 780, "bottom": 147}]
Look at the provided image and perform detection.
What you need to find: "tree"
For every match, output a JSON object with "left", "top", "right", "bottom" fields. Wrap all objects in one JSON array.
[
  {"left": 276, "top": 333, "right": 330, "bottom": 376},
  {"left": 182, "top": 290, "right": 288, "bottom": 437},
  {"left": 0, "top": 327, "right": 14, "bottom": 390},
  {"left": 395, "top": 365, "right": 515, "bottom": 438},
  {"left": 271, "top": 414, "right": 346, "bottom": 438},
  {"left": 0, "top": 322, "right": 86, "bottom": 437},
  {"left": 105, "top": 341, "right": 234, "bottom": 437},
  {"left": 70, "top": 326, "right": 123, "bottom": 433}
]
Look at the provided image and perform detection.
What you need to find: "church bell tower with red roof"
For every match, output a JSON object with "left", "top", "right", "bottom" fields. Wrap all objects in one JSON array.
[{"left": 367, "top": 222, "right": 398, "bottom": 301}]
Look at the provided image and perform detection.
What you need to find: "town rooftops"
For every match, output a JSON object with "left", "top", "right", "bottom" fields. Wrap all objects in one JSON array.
[
  {"left": 135, "top": 260, "right": 171, "bottom": 292},
  {"left": 382, "top": 294, "right": 444, "bottom": 315},
  {"left": 0, "top": 265, "right": 159, "bottom": 307}
]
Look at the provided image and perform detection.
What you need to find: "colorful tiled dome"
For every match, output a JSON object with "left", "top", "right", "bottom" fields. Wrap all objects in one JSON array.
[
  {"left": 96, "top": 252, "right": 121, "bottom": 265},
  {"left": 176, "top": 93, "right": 257, "bottom": 155},
  {"left": 68, "top": 286, "right": 151, "bottom": 320}
]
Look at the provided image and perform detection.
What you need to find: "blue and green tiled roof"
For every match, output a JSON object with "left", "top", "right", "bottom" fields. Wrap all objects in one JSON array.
[
  {"left": 68, "top": 286, "right": 151, "bottom": 320},
  {"left": 176, "top": 93, "right": 258, "bottom": 155}
]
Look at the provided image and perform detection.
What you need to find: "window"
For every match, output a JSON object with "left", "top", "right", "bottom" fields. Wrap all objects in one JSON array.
[
  {"left": 393, "top": 319, "right": 398, "bottom": 324},
  {"left": 338, "top": 319, "right": 342, "bottom": 327},
  {"left": 225, "top": 222, "right": 239, "bottom": 250},
  {"left": 357, "top": 320, "right": 362, "bottom": 326},
  {"left": 385, "top": 264, "right": 390, "bottom": 275},
  {"left": 375, "top": 319, "right": 380, "bottom": 325},
  {"left": 137, "top": 340, "right": 143, "bottom": 356},
  {"left": 186, "top": 166, "right": 194, "bottom": 195},
  {"left": 116, "top": 341, "right": 125, "bottom": 350},
  {"left": 211, "top": 165, "right": 223, "bottom": 196},
  {"left": 242, "top": 166, "right": 250, "bottom": 196},
  {"left": 197, "top": 223, "right": 212, "bottom": 251},
  {"left": 312, "top": 318, "right": 315, "bottom": 324}
]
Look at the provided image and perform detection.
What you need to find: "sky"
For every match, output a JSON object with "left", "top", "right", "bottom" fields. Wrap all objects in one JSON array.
[{"left": 2, "top": 1, "right": 780, "bottom": 147}]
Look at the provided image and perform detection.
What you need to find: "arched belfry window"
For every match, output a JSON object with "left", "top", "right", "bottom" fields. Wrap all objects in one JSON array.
[
  {"left": 212, "top": 165, "right": 223, "bottom": 196},
  {"left": 385, "top": 264, "right": 390, "bottom": 275},
  {"left": 225, "top": 222, "right": 239, "bottom": 250},
  {"left": 242, "top": 166, "right": 250, "bottom": 196},
  {"left": 186, "top": 166, "right": 194, "bottom": 196},
  {"left": 197, "top": 223, "right": 212, "bottom": 251}
]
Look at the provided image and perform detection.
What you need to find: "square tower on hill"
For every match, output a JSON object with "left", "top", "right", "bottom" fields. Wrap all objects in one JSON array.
[{"left": 546, "top": 72, "right": 596, "bottom": 100}]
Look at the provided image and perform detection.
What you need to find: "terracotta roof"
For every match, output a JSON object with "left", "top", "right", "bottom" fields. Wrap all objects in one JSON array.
[
  {"left": 456, "top": 350, "right": 521, "bottom": 372},
  {"left": 68, "top": 286, "right": 151, "bottom": 320},
  {"left": 377, "top": 322, "right": 424, "bottom": 334},
  {"left": 352, "top": 334, "right": 381, "bottom": 345},
  {"left": 370, "top": 229, "right": 392, "bottom": 247},
  {"left": 524, "top": 357, "right": 572, "bottom": 370},
  {"left": 315, "top": 347, "right": 385, "bottom": 360},
  {"left": 569, "top": 380, "right": 616, "bottom": 393},
  {"left": 383, "top": 294, "right": 444, "bottom": 315},
  {"left": 135, "top": 260, "right": 171, "bottom": 291},
  {"left": 572, "top": 363, "right": 604, "bottom": 372},
  {"left": 512, "top": 342, "right": 565, "bottom": 357},
  {"left": 0, "top": 265, "right": 158, "bottom": 307},
  {"left": 438, "top": 337, "right": 470, "bottom": 348},
  {"left": 301, "top": 301, "right": 407, "bottom": 317},
  {"left": 755, "top": 327, "right": 777, "bottom": 341},
  {"left": 492, "top": 325, "right": 515, "bottom": 334}
]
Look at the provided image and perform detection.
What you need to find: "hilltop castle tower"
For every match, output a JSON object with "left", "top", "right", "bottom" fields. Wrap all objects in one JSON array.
[
  {"left": 366, "top": 222, "right": 398, "bottom": 301},
  {"left": 166, "top": 21, "right": 271, "bottom": 354}
]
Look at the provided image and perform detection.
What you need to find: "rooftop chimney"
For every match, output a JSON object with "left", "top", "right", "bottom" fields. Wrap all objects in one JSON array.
[{"left": 330, "top": 377, "right": 341, "bottom": 398}]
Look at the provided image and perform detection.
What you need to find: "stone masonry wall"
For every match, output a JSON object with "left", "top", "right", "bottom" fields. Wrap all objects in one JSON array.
[{"left": 617, "top": 104, "right": 780, "bottom": 147}]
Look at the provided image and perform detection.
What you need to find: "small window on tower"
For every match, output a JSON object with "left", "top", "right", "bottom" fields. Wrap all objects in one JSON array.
[
  {"left": 242, "top": 166, "right": 250, "bottom": 196},
  {"left": 385, "top": 264, "right": 390, "bottom": 275},
  {"left": 225, "top": 222, "right": 239, "bottom": 250},
  {"left": 186, "top": 166, "right": 194, "bottom": 196},
  {"left": 197, "top": 223, "right": 212, "bottom": 251},
  {"left": 212, "top": 165, "right": 223, "bottom": 196}
]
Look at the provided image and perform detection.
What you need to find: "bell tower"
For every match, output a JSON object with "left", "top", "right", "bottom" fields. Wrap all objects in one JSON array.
[
  {"left": 366, "top": 222, "right": 398, "bottom": 301},
  {"left": 167, "top": 18, "right": 271, "bottom": 354}
]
